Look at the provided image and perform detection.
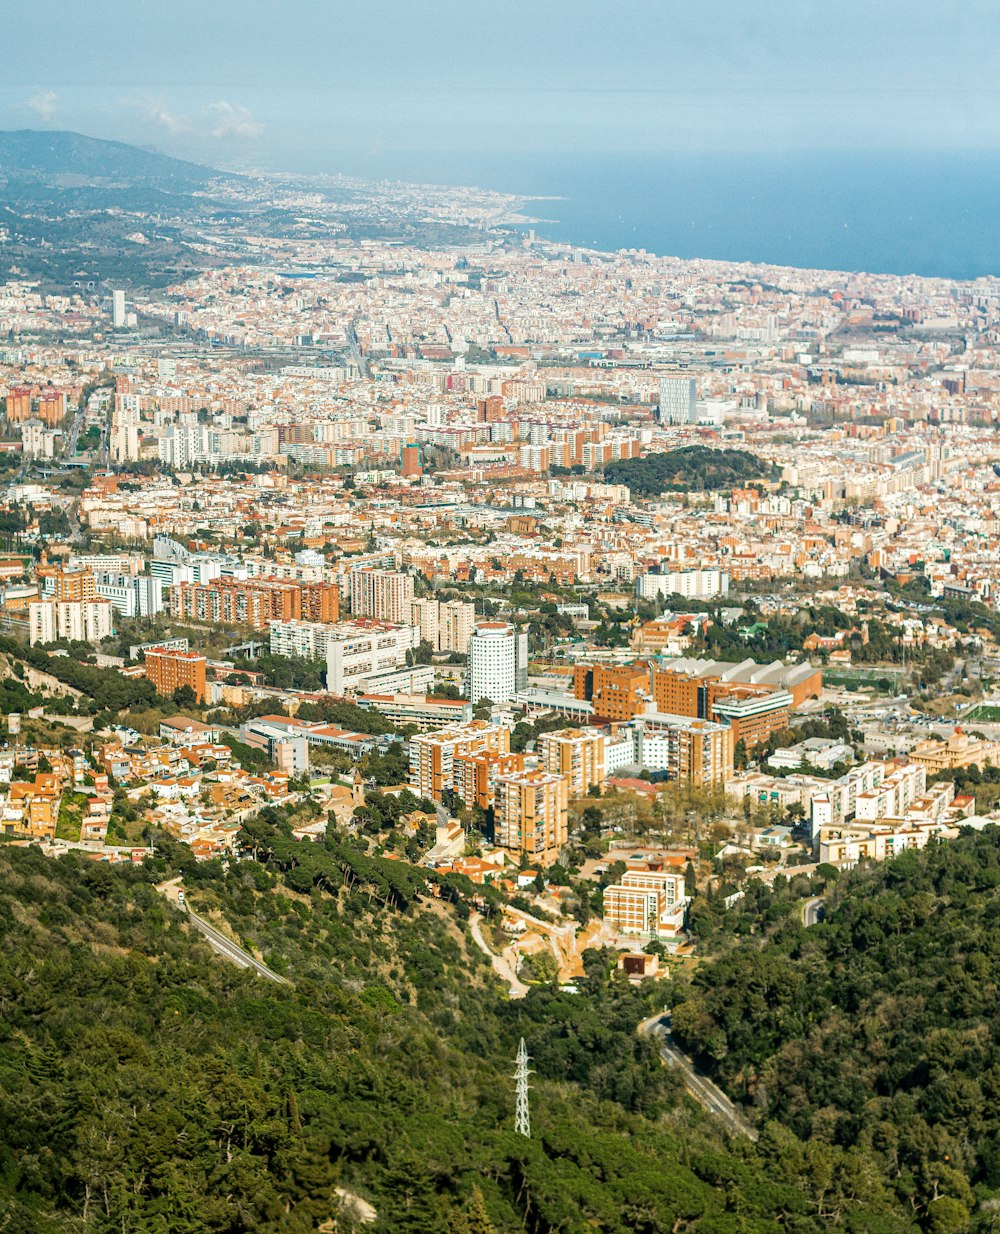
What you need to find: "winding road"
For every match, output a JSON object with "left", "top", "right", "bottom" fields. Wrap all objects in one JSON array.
[
  {"left": 802, "top": 895, "right": 826, "bottom": 927},
  {"left": 157, "top": 878, "right": 290, "bottom": 985},
  {"left": 469, "top": 910, "right": 529, "bottom": 998},
  {"left": 639, "top": 1012, "right": 758, "bottom": 1141}
]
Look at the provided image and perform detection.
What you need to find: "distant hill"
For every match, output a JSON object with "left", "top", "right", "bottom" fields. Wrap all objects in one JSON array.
[
  {"left": 604, "top": 445, "right": 776, "bottom": 496},
  {"left": 0, "top": 129, "right": 221, "bottom": 191}
]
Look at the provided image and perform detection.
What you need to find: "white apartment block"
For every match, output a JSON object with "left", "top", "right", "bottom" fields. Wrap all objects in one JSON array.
[
  {"left": 268, "top": 618, "right": 418, "bottom": 694},
  {"left": 637, "top": 569, "right": 730, "bottom": 602},
  {"left": 28, "top": 599, "right": 114, "bottom": 645},
  {"left": 350, "top": 569, "right": 414, "bottom": 623}
]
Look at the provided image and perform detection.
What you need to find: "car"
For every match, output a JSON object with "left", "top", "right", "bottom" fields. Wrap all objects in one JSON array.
[{"left": 177, "top": 891, "right": 185, "bottom": 905}]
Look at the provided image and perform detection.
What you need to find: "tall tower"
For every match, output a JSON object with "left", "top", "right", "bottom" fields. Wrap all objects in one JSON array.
[
  {"left": 658, "top": 375, "right": 697, "bottom": 424},
  {"left": 112, "top": 289, "right": 126, "bottom": 329},
  {"left": 469, "top": 621, "right": 526, "bottom": 705},
  {"left": 514, "top": 1038, "right": 532, "bottom": 1138}
]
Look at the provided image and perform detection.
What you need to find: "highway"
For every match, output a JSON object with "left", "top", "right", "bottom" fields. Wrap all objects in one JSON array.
[
  {"left": 157, "top": 878, "right": 290, "bottom": 985},
  {"left": 640, "top": 1012, "right": 758, "bottom": 1140}
]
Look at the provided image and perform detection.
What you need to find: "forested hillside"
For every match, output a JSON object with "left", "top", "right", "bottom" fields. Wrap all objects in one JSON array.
[
  {"left": 671, "top": 827, "right": 1000, "bottom": 1234},
  {"left": 0, "top": 810, "right": 936, "bottom": 1234}
]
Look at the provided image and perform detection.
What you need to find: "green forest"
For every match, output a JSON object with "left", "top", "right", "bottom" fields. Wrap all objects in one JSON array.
[
  {"left": 0, "top": 803, "right": 967, "bottom": 1234},
  {"left": 604, "top": 447, "right": 775, "bottom": 496},
  {"left": 671, "top": 827, "right": 1000, "bottom": 1234}
]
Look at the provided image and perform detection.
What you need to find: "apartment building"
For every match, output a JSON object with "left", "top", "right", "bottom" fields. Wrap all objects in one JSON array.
[
  {"left": 409, "top": 720, "right": 510, "bottom": 802},
  {"left": 144, "top": 647, "right": 208, "bottom": 704},
  {"left": 637, "top": 568, "right": 730, "bottom": 602},
  {"left": 539, "top": 727, "right": 606, "bottom": 796},
  {"left": 170, "top": 577, "right": 303, "bottom": 629},
  {"left": 629, "top": 711, "right": 733, "bottom": 785},
  {"left": 350, "top": 569, "right": 414, "bottom": 623},
  {"left": 37, "top": 562, "right": 97, "bottom": 602},
  {"left": 453, "top": 750, "right": 525, "bottom": 811},
  {"left": 26, "top": 598, "right": 114, "bottom": 645},
  {"left": 494, "top": 768, "right": 569, "bottom": 867},
  {"left": 855, "top": 762, "right": 927, "bottom": 821},
  {"left": 603, "top": 865, "right": 687, "bottom": 939}
]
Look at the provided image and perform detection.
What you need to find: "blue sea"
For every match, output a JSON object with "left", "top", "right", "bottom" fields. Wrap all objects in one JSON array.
[{"left": 329, "top": 149, "right": 1000, "bottom": 281}]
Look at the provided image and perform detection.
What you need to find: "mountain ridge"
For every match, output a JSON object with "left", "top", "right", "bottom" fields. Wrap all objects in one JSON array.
[{"left": 0, "top": 128, "right": 224, "bottom": 190}]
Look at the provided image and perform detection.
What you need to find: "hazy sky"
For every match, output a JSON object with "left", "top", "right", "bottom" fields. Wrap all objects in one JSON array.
[{"left": 4, "top": 0, "right": 1000, "bottom": 177}]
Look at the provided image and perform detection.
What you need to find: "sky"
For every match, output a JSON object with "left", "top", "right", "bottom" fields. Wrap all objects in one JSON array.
[{"left": 3, "top": 0, "right": 1000, "bottom": 178}]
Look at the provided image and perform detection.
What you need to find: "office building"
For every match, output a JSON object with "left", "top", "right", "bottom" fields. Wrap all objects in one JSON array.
[
  {"left": 573, "top": 663, "right": 649, "bottom": 722},
  {"left": 494, "top": 768, "right": 569, "bottom": 867},
  {"left": 657, "top": 375, "right": 697, "bottom": 424},
  {"left": 468, "top": 621, "right": 528, "bottom": 705}
]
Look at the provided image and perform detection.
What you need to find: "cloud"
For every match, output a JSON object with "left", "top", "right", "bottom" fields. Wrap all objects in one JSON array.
[
  {"left": 209, "top": 100, "right": 263, "bottom": 140},
  {"left": 137, "top": 97, "right": 191, "bottom": 135},
  {"left": 25, "top": 90, "right": 58, "bottom": 123}
]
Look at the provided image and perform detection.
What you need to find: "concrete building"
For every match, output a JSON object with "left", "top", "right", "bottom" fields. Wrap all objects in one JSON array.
[
  {"left": 603, "top": 866, "right": 687, "bottom": 938},
  {"left": 350, "top": 569, "right": 414, "bottom": 624},
  {"left": 629, "top": 710, "right": 733, "bottom": 785},
  {"left": 539, "top": 727, "right": 606, "bottom": 796},
  {"left": 409, "top": 720, "right": 510, "bottom": 802},
  {"left": 267, "top": 619, "right": 417, "bottom": 694},
  {"left": 657, "top": 375, "right": 697, "bottom": 424},
  {"left": 494, "top": 768, "right": 569, "bottom": 867},
  {"left": 468, "top": 621, "right": 528, "bottom": 705},
  {"left": 637, "top": 569, "right": 730, "bottom": 602},
  {"left": 144, "top": 647, "right": 208, "bottom": 704},
  {"left": 573, "top": 662, "right": 650, "bottom": 722}
]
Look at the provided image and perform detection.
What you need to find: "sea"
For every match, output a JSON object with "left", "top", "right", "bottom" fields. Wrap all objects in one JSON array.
[{"left": 329, "top": 149, "right": 1000, "bottom": 282}]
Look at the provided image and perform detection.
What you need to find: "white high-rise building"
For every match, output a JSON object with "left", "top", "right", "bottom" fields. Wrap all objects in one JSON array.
[
  {"left": 350, "top": 569, "right": 414, "bottom": 623},
  {"left": 111, "top": 289, "right": 126, "bottom": 329},
  {"left": 658, "top": 376, "right": 697, "bottom": 424},
  {"left": 468, "top": 621, "right": 528, "bottom": 705}
]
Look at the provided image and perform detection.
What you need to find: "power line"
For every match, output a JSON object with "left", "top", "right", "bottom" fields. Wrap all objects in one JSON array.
[{"left": 514, "top": 1037, "right": 532, "bottom": 1138}]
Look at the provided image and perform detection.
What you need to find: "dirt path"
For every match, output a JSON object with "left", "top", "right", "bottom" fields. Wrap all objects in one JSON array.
[{"left": 469, "top": 911, "right": 529, "bottom": 998}]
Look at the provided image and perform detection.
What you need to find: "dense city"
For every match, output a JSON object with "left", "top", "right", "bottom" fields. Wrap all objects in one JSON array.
[{"left": 4, "top": 136, "right": 1000, "bottom": 1234}]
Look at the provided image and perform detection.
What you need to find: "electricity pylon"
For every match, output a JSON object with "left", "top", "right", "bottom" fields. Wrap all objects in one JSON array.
[{"left": 514, "top": 1037, "right": 532, "bottom": 1138}]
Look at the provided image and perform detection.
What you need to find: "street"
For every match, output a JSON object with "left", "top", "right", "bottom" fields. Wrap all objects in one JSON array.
[
  {"left": 639, "top": 1012, "right": 758, "bottom": 1140},
  {"left": 156, "top": 877, "right": 291, "bottom": 985}
]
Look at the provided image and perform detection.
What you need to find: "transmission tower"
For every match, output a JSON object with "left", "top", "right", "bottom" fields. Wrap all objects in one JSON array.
[{"left": 514, "top": 1037, "right": 532, "bottom": 1138}]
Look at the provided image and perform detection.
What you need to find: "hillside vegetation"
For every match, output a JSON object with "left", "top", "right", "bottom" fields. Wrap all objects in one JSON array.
[
  {"left": 0, "top": 807, "right": 936, "bottom": 1234},
  {"left": 671, "top": 827, "right": 1000, "bottom": 1234},
  {"left": 604, "top": 446, "right": 774, "bottom": 496}
]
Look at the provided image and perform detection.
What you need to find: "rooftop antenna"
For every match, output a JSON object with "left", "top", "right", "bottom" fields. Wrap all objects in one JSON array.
[{"left": 514, "top": 1038, "right": 532, "bottom": 1138}]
